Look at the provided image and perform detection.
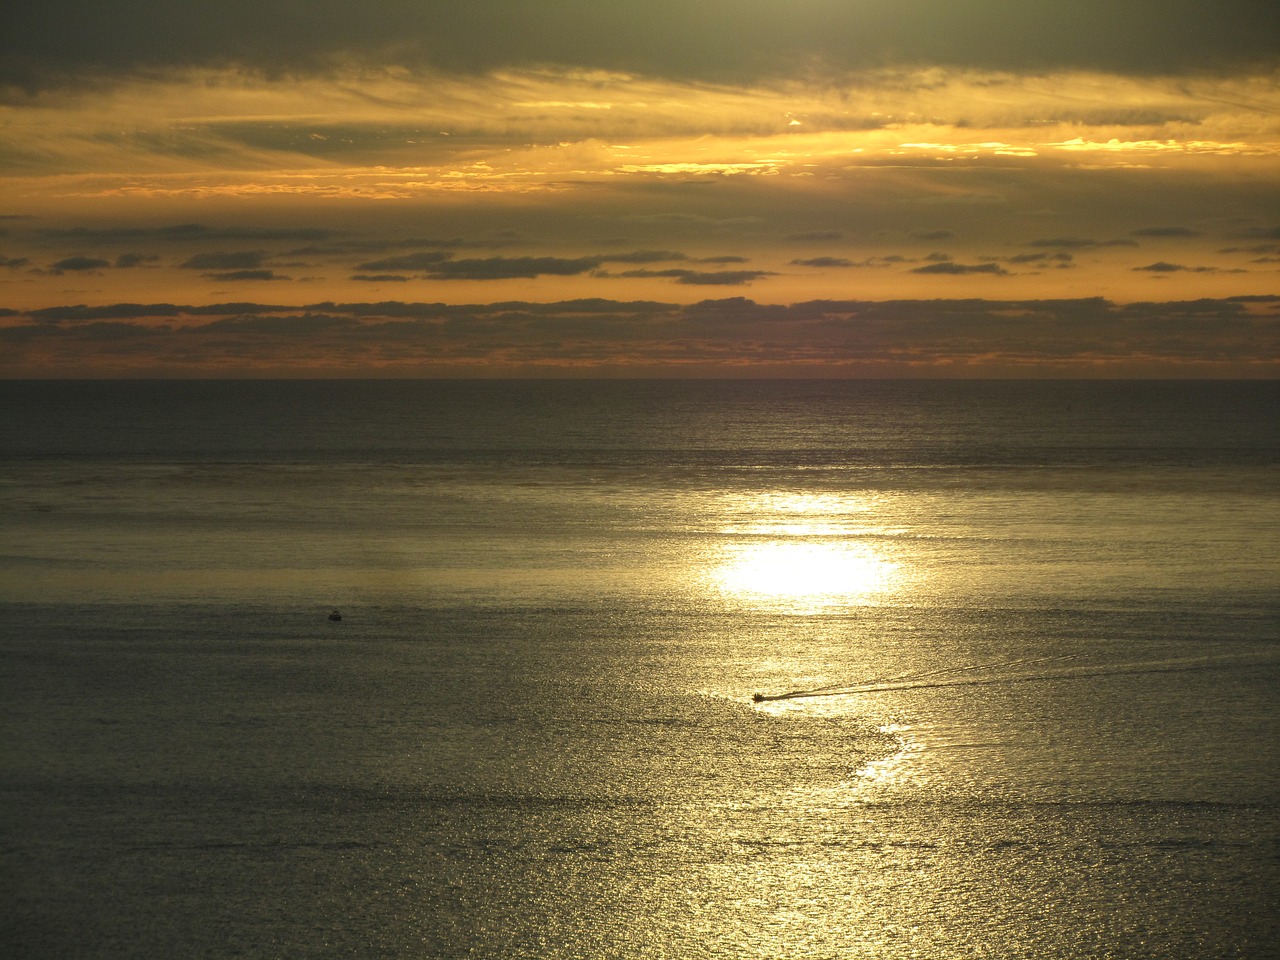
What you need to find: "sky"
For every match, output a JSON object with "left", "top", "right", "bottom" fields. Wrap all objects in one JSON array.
[{"left": 2, "top": 1, "right": 1278, "bottom": 377}]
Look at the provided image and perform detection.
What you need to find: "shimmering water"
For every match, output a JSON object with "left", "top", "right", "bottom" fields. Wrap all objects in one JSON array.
[{"left": 2, "top": 380, "right": 1277, "bottom": 958}]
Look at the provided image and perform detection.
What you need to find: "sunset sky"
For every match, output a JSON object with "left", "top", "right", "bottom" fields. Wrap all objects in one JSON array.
[{"left": 2, "top": 1, "right": 1278, "bottom": 376}]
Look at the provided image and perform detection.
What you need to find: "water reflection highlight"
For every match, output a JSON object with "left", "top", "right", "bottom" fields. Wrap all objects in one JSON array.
[{"left": 713, "top": 540, "right": 899, "bottom": 611}]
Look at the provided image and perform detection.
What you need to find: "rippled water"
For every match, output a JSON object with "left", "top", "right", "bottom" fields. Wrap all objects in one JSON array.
[{"left": 2, "top": 380, "right": 1277, "bottom": 957}]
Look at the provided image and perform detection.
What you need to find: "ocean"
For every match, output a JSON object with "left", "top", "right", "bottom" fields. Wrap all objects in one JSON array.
[{"left": 2, "top": 379, "right": 1277, "bottom": 958}]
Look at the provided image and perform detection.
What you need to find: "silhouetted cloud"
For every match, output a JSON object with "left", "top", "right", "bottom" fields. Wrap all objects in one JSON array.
[
  {"left": 356, "top": 250, "right": 693, "bottom": 279},
  {"left": 203, "top": 269, "right": 286, "bottom": 281},
  {"left": 355, "top": 251, "right": 454, "bottom": 271},
  {"left": 425, "top": 256, "right": 603, "bottom": 280},
  {"left": 1136, "top": 261, "right": 1192, "bottom": 272},
  {"left": 1013, "top": 253, "right": 1073, "bottom": 264},
  {"left": 983, "top": 252, "right": 1075, "bottom": 268},
  {"left": 114, "top": 253, "right": 158, "bottom": 268},
  {"left": 180, "top": 251, "right": 267, "bottom": 270},
  {"left": 52, "top": 256, "right": 110, "bottom": 272},
  {"left": 290, "top": 238, "right": 469, "bottom": 256},
  {"left": 612, "top": 268, "right": 775, "bottom": 285},
  {"left": 791, "top": 257, "right": 855, "bottom": 268},
  {"left": 599, "top": 250, "right": 688, "bottom": 264},
  {"left": 196, "top": 313, "right": 355, "bottom": 335},
  {"left": 911, "top": 261, "right": 1008, "bottom": 276},
  {"left": 25, "top": 302, "right": 287, "bottom": 322},
  {"left": 1133, "top": 262, "right": 1242, "bottom": 274}
]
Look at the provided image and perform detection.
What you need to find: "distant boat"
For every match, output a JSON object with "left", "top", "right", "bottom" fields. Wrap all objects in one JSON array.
[{"left": 328, "top": 609, "right": 342, "bottom": 622}]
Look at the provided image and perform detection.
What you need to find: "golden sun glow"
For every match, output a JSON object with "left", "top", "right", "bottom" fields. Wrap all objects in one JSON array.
[
  {"left": 708, "top": 491, "right": 904, "bottom": 610},
  {"left": 714, "top": 540, "right": 899, "bottom": 609}
]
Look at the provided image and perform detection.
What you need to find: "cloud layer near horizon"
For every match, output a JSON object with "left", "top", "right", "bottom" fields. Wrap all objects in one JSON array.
[{"left": 5, "top": 296, "right": 1277, "bottom": 378}]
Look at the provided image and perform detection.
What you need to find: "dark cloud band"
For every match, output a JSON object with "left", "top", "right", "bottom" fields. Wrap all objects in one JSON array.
[
  {"left": 4, "top": 1, "right": 1277, "bottom": 89},
  {"left": 5, "top": 295, "right": 1275, "bottom": 376}
]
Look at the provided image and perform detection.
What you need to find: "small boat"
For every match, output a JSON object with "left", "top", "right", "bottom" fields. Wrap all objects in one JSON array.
[{"left": 328, "top": 609, "right": 342, "bottom": 622}]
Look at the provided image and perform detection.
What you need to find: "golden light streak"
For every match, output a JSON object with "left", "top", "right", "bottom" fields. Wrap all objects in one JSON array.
[{"left": 6, "top": 65, "right": 1277, "bottom": 177}]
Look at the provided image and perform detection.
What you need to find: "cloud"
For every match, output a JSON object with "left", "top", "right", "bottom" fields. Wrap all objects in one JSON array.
[
  {"left": 52, "top": 255, "right": 111, "bottom": 272},
  {"left": 612, "top": 268, "right": 775, "bottom": 285},
  {"left": 25, "top": 302, "right": 285, "bottom": 322},
  {"left": 404, "top": 250, "right": 693, "bottom": 281},
  {"left": 354, "top": 251, "right": 454, "bottom": 272},
  {"left": 114, "top": 253, "right": 158, "bottom": 268},
  {"left": 5, "top": 296, "right": 1275, "bottom": 376},
  {"left": 203, "top": 269, "right": 287, "bottom": 281},
  {"left": 5, "top": 1, "right": 1277, "bottom": 90},
  {"left": 1133, "top": 262, "right": 1242, "bottom": 274},
  {"left": 180, "top": 251, "right": 267, "bottom": 270},
  {"left": 195, "top": 313, "right": 356, "bottom": 336},
  {"left": 2, "top": 42, "right": 1276, "bottom": 335},
  {"left": 425, "top": 256, "right": 603, "bottom": 280},
  {"left": 1002, "top": 252, "right": 1074, "bottom": 265},
  {"left": 1, "top": 255, "right": 29, "bottom": 268},
  {"left": 598, "top": 250, "right": 688, "bottom": 264},
  {"left": 1231, "top": 226, "right": 1280, "bottom": 241},
  {"left": 1135, "top": 261, "right": 1192, "bottom": 272},
  {"left": 791, "top": 257, "right": 855, "bottom": 268},
  {"left": 910, "top": 261, "right": 1009, "bottom": 276},
  {"left": 356, "top": 251, "right": 707, "bottom": 283},
  {"left": 291, "top": 238, "right": 470, "bottom": 256}
]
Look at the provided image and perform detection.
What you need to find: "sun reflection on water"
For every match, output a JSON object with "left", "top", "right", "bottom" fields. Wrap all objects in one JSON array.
[
  {"left": 708, "top": 492, "right": 904, "bottom": 611},
  {"left": 716, "top": 540, "right": 898, "bottom": 609}
]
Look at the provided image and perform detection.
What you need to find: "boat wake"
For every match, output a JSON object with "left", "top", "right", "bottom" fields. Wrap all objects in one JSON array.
[{"left": 751, "top": 653, "right": 1240, "bottom": 703}]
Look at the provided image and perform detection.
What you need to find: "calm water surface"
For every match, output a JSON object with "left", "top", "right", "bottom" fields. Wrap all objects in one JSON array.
[{"left": 2, "top": 380, "right": 1277, "bottom": 958}]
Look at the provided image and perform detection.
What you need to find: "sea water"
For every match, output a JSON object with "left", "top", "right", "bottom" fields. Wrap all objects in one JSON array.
[{"left": 1, "top": 379, "right": 1277, "bottom": 958}]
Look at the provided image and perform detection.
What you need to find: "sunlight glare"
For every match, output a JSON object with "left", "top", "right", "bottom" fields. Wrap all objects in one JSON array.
[{"left": 715, "top": 540, "right": 898, "bottom": 609}]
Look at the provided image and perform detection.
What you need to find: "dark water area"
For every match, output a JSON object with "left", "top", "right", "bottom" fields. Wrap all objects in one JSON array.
[
  {"left": 2, "top": 380, "right": 1277, "bottom": 957},
  {"left": 4, "top": 378, "right": 1274, "bottom": 466}
]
